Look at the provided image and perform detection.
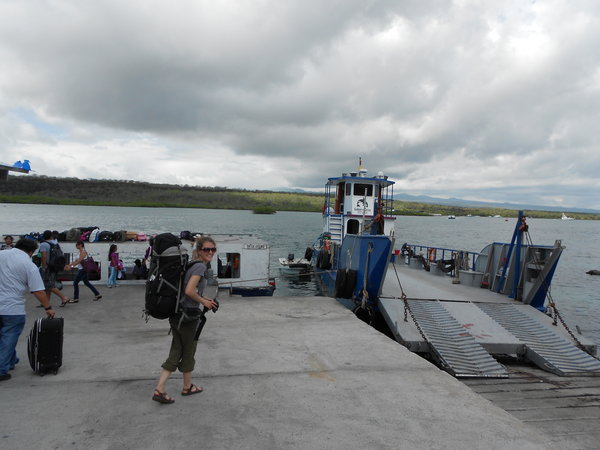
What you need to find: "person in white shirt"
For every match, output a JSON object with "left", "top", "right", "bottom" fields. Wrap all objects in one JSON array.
[{"left": 0, "top": 238, "right": 54, "bottom": 381}]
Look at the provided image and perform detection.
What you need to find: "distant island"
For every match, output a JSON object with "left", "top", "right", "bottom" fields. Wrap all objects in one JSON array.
[
  {"left": 253, "top": 205, "right": 277, "bottom": 214},
  {"left": 2, "top": 174, "right": 598, "bottom": 220}
]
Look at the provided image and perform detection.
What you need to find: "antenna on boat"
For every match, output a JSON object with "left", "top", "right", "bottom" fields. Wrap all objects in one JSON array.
[{"left": 358, "top": 156, "right": 367, "bottom": 176}]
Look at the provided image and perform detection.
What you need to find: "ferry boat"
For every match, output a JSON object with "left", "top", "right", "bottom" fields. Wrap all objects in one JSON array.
[
  {"left": 309, "top": 159, "right": 396, "bottom": 313},
  {"left": 11, "top": 232, "right": 275, "bottom": 297},
  {"left": 305, "top": 160, "right": 600, "bottom": 378}
]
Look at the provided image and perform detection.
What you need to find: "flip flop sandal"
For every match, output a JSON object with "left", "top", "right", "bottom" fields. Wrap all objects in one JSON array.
[
  {"left": 181, "top": 384, "right": 203, "bottom": 396},
  {"left": 152, "top": 390, "right": 174, "bottom": 404}
]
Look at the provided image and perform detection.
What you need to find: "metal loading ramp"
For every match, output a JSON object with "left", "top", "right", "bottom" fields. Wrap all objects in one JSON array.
[
  {"left": 404, "top": 300, "right": 508, "bottom": 378},
  {"left": 476, "top": 303, "right": 600, "bottom": 376}
]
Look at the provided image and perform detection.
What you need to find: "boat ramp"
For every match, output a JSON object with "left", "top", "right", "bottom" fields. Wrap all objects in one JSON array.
[
  {"left": 4, "top": 286, "right": 558, "bottom": 449},
  {"left": 379, "top": 259, "right": 600, "bottom": 379}
]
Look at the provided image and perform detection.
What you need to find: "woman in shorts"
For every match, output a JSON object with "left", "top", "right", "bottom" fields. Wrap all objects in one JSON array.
[{"left": 152, "top": 236, "right": 218, "bottom": 404}]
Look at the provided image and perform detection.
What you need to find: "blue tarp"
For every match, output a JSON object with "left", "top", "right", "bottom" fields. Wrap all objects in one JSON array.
[{"left": 12, "top": 160, "right": 31, "bottom": 170}]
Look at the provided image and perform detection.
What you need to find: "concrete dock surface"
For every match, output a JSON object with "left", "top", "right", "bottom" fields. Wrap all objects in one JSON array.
[{"left": 3, "top": 286, "right": 556, "bottom": 450}]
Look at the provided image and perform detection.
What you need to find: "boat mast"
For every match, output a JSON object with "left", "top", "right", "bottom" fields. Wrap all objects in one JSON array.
[{"left": 496, "top": 210, "right": 524, "bottom": 297}]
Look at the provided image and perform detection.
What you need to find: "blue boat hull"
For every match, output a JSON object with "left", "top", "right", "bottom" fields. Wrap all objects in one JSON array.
[{"left": 313, "top": 234, "right": 394, "bottom": 311}]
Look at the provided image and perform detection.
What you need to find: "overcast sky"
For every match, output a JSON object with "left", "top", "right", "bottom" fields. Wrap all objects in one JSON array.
[{"left": 1, "top": 1, "right": 600, "bottom": 209}]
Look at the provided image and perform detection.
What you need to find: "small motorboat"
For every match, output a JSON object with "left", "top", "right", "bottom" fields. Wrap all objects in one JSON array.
[{"left": 279, "top": 253, "right": 312, "bottom": 276}]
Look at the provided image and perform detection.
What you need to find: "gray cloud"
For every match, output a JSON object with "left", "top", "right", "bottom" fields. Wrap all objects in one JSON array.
[{"left": 1, "top": 0, "right": 600, "bottom": 209}]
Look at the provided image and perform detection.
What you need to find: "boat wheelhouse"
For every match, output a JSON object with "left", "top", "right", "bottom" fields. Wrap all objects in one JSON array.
[{"left": 322, "top": 167, "right": 396, "bottom": 243}]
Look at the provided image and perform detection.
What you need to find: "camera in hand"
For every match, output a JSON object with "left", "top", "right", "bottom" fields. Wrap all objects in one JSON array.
[{"left": 202, "top": 298, "right": 219, "bottom": 314}]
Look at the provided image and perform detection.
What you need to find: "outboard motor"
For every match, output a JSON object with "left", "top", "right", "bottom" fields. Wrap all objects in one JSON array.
[{"left": 287, "top": 253, "right": 294, "bottom": 261}]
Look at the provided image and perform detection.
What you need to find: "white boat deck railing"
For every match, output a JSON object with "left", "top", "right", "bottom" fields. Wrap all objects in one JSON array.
[{"left": 403, "top": 244, "right": 481, "bottom": 271}]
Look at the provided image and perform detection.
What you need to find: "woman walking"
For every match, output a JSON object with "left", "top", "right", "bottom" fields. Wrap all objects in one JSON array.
[
  {"left": 67, "top": 240, "right": 102, "bottom": 302},
  {"left": 107, "top": 244, "right": 120, "bottom": 288},
  {"left": 152, "top": 236, "right": 218, "bottom": 404}
]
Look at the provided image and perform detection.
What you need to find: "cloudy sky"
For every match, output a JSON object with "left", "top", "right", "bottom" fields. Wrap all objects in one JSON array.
[{"left": 1, "top": 0, "right": 600, "bottom": 209}]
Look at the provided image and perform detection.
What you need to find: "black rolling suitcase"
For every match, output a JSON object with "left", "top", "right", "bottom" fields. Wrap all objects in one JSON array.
[{"left": 27, "top": 317, "right": 64, "bottom": 375}]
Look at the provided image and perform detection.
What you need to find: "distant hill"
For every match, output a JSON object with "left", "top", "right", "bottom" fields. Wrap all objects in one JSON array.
[
  {"left": 2, "top": 174, "right": 599, "bottom": 219},
  {"left": 393, "top": 193, "right": 600, "bottom": 214},
  {"left": 0, "top": 175, "right": 322, "bottom": 212},
  {"left": 278, "top": 186, "right": 600, "bottom": 214}
]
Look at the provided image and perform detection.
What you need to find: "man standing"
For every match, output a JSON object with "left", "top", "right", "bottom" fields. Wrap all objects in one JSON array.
[
  {"left": 39, "top": 230, "right": 70, "bottom": 307},
  {"left": 0, "top": 238, "right": 54, "bottom": 381}
]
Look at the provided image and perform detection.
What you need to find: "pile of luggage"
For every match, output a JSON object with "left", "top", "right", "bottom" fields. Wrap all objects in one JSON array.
[{"left": 23, "top": 227, "right": 149, "bottom": 243}]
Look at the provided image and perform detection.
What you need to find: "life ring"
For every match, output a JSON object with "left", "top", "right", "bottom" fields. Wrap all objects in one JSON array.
[{"left": 428, "top": 248, "right": 437, "bottom": 262}]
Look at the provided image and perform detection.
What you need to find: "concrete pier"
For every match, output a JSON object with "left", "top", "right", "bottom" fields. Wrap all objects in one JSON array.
[{"left": 3, "top": 286, "right": 555, "bottom": 449}]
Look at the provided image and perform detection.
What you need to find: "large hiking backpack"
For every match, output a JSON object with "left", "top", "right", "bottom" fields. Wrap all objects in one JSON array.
[
  {"left": 47, "top": 242, "right": 66, "bottom": 273},
  {"left": 144, "top": 233, "right": 190, "bottom": 320}
]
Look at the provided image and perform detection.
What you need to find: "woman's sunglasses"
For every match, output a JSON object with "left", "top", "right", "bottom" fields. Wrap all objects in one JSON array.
[{"left": 201, "top": 247, "right": 217, "bottom": 253}]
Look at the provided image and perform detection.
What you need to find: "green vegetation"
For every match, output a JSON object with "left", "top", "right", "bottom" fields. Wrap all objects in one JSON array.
[
  {"left": 2, "top": 174, "right": 599, "bottom": 219},
  {"left": 1, "top": 175, "right": 322, "bottom": 212},
  {"left": 252, "top": 205, "right": 277, "bottom": 214}
]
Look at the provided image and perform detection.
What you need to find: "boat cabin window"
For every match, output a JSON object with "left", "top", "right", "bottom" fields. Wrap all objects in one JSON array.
[
  {"left": 345, "top": 183, "right": 351, "bottom": 196},
  {"left": 346, "top": 219, "right": 359, "bottom": 235},
  {"left": 353, "top": 183, "right": 373, "bottom": 197},
  {"left": 218, "top": 252, "right": 240, "bottom": 278}
]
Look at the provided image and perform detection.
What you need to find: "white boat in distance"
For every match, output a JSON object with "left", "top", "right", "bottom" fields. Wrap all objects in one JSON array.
[
  {"left": 278, "top": 253, "right": 312, "bottom": 276},
  {"left": 561, "top": 213, "right": 575, "bottom": 220}
]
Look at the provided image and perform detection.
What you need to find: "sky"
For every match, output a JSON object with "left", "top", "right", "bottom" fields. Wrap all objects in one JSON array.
[{"left": 1, "top": 0, "right": 600, "bottom": 210}]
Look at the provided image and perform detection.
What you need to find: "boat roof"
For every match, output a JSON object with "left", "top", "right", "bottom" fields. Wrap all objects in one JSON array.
[{"left": 327, "top": 173, "right": 394, "bottom": 188}]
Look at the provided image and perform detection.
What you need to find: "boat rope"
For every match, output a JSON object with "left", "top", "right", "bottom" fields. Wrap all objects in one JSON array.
[
  {"left": 388, "top": 260, "right": 429, "bottom": 344},
  {"left": 360, "top": 245, "right": 373, "bottom": 310},
  {"left": 522, "top": 230, "right": 590, "bottom": 354},
  {"left": 346, "top": 248, "right": 352, "bottom": 272}
]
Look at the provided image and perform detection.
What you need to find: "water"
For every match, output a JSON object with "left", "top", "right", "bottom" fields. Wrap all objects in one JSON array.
[{"left": 2, "top": 204, "right": 599, "bottom": 345}]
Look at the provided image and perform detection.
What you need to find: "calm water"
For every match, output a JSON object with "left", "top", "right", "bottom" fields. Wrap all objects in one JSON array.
[{"left": 2, "top": 203, "right": 599, "bottom": 345}]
